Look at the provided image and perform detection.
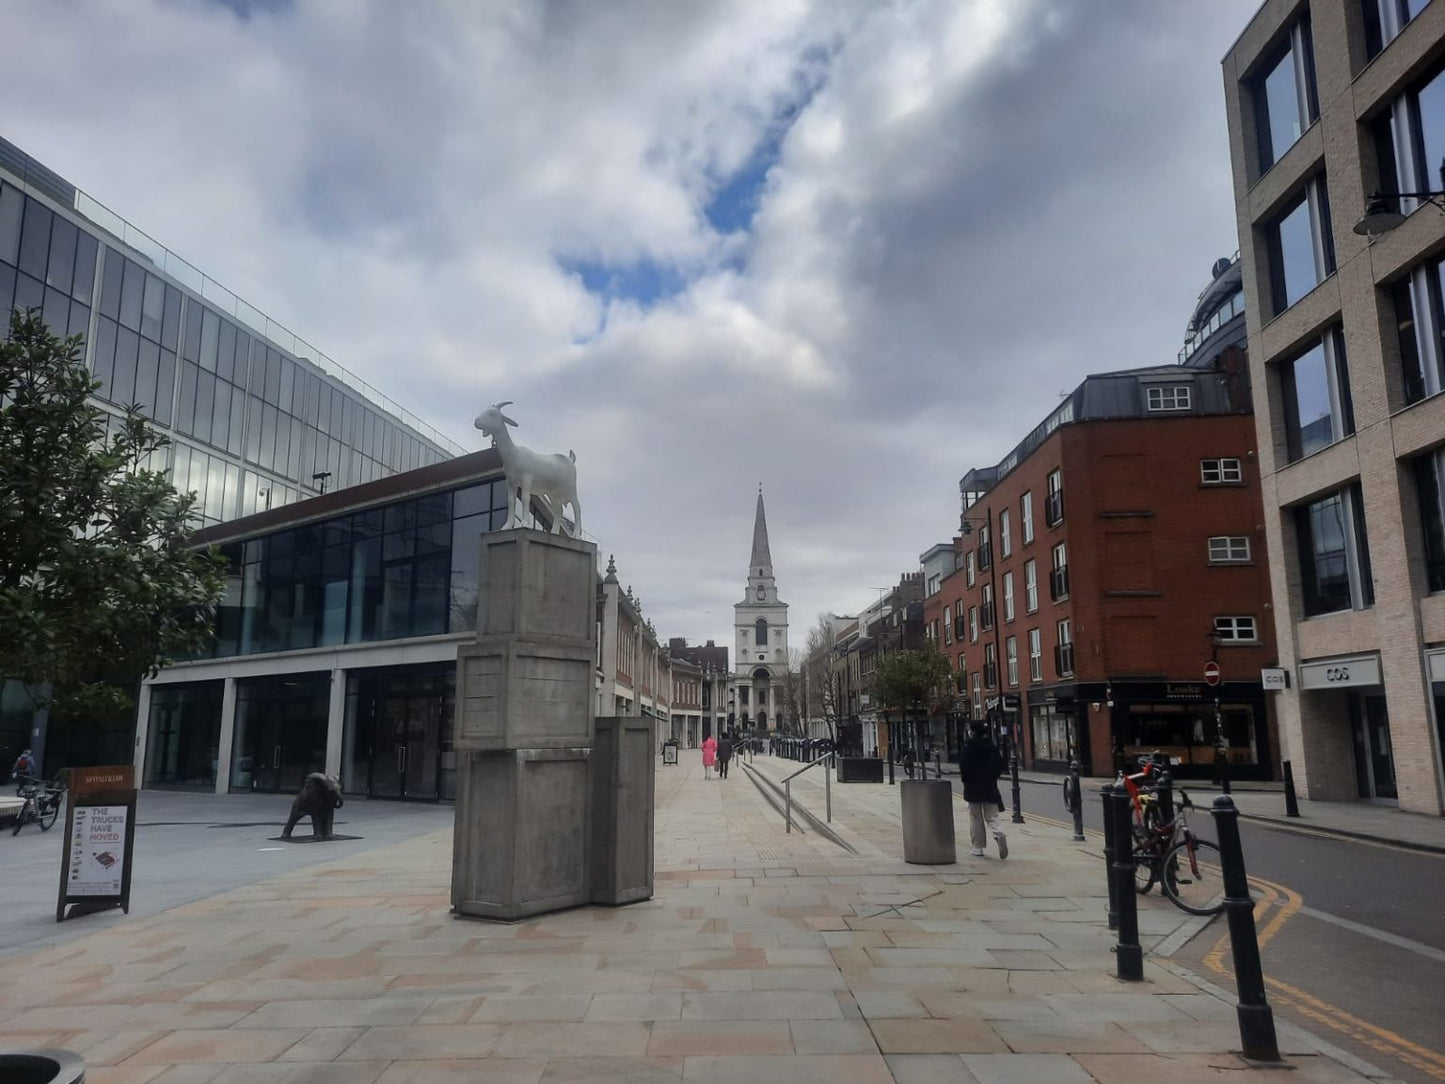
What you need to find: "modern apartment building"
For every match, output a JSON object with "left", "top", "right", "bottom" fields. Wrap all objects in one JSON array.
[
  {"left": 0, "top": 134, "right": 463, "bottom": 771},
  {"left": 1223, "top": 0, "right": 1445, "bottom": 813},
  {"left": 934, "top": 341, "right": 1278, "bottom": 781}
]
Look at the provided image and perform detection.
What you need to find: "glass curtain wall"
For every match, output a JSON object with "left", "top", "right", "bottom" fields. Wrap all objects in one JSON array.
[{"left": 208, "top": 479, "right": 510, "bottom": 659}]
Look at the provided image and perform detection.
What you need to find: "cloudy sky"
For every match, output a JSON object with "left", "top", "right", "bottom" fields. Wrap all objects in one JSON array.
[{"left": 2, "top": 0, "right": 1259, "bottom": 649}]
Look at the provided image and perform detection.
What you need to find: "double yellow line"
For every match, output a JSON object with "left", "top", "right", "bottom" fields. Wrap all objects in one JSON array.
[
  {"left": 1024, "top": 808, "right": 1445, "bottom": 1079},
  {"left": 1201, "top": 873, "right": 1445, "bottom": 1080}
]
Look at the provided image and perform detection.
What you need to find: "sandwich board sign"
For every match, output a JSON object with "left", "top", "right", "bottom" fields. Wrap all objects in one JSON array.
[{"left": 57, "top": 765, "right": 138, "bottom": 923}]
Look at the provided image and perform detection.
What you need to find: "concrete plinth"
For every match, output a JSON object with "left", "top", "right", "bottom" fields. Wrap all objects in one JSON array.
[
  {"left": 591, "top": 717, "right": 655, "bottom": 906},
  {"left": 452, "top": 529, "right": 598, "bottom": 921}
]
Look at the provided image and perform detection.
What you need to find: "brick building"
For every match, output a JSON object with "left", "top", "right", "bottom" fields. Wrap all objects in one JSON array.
[
  {"left": 934, "top": 344, "right": 1280, "bottom": 780},
  {"left": 1222, "top": 0, "right": 1445, "bottom": 813}
]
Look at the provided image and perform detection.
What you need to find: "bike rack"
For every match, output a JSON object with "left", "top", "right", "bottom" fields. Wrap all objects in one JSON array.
[{"left": 782, "top": 751, "right": 834, "bottom": 833}]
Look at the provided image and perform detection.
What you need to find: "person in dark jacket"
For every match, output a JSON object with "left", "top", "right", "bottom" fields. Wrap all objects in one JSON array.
[
  {"left": 716, "top": 734, "right": 733, "bottom": 779},
  {"left": 957, "top": 721, "right": 1008, "bottom": 859}
]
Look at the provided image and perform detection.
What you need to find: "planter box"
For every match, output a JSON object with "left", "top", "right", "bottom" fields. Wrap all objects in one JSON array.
[{"left": 836, "top": 757, "right": 884, "bottom": 783}]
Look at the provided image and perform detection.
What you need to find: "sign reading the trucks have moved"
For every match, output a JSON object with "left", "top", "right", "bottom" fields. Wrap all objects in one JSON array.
[
  {"left": 57, "top": 765, "right": 138, "bottom": 923},
  {"left": 67, "top": 805, "right": 129, "bottom": 896}
]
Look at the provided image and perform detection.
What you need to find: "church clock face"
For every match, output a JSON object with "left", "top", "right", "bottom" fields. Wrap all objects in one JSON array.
[{"left": 756, "top": 585, "right": 765, "bottom": 600}]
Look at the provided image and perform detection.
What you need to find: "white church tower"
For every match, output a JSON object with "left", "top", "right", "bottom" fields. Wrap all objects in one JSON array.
[{"left": 732, "top": 488, "right": 789, "bottom": 734}]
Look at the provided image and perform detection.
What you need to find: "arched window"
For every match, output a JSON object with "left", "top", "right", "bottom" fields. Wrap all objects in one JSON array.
[{"left": 755, "top": 618, "right": 768, "bottom": 645}]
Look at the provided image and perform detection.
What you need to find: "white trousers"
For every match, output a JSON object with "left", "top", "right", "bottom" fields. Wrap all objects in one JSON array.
[{"left": 967, "top": 801, "right": 1002, "bottom": 849}]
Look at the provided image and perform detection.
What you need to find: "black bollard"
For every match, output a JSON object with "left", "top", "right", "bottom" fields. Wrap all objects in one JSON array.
[
  {"left": 1156, "top": 769, "right": 1175, "bottom": 824},
  {"left": 1009, "top": 748, "right": 1025, "bottom": 825},
  {"left": 1108, "top": 784, "right": 1144, "bottom": 981},
  {"left": 1101, "top": 785, "right": 1119, "bottom": 930},
  {"left": 1283, "top": 760, "right": 1301, "bottom": 818},
  {"left": 887, "top": 747, "right": 895, "bottom": 786},
  {"left": 1069, "top": 759, "right": 1086, "bottom": 841},
  {"left": 935, "top": 751, "right": 943, "bottom": 779},
  {"left": 1210, "top": 796, "right": 1280, "bottom": 1061}
]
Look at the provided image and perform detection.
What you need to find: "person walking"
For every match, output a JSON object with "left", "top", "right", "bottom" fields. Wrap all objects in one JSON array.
[
  {"left": 958, "top": 720, "right": 1008, "bottom": 859},
  {"left": 716, "top": 733, "right": 733, "bottom": 779},
  {"left": 701, "top": 735, "right": 717, "bottom": 780}
]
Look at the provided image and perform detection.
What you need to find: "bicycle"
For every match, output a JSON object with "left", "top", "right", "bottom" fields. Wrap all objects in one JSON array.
[
  {"left": 1130, "top": 788, "right": 1226, "bottom": 916},
  {"left": 11, "top": 774, "right": 66, "bottom": 835}
]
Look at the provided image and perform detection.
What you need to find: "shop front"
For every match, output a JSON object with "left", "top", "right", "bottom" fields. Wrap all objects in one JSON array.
[
  {"left": 1298, "top": 653, "right": 1396, "bottom": 801},
  {"left": 1111, "top": 680, "right": 1272, "bottom": 782},
  {"left": 1428, "top": 648, "right": 1445, "bottom": 805},
  {"left": 145, "top": 681, "right": 224, "bottom": 789}
]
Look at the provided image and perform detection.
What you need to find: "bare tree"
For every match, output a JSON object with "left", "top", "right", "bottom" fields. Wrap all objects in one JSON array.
[{"left": 805, "top": 615, "right": 842, "bottom": 744}]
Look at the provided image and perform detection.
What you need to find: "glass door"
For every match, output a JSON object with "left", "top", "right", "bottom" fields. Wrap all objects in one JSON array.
[
  {"left": 344, "top": 665, "right": 453, "bottom": 800},
  {"left": 231, "top": 674, "right": 331, "bottom": 793}
]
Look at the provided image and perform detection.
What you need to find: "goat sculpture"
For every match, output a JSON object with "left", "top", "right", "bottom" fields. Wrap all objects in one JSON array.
[{"left": 473, "top": 402, "right": 581, "bottom": 535}]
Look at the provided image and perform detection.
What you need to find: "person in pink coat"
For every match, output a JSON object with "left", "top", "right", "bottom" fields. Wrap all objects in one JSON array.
[{"left": 701, "top": 735, "right": 718, "bottom": 780}]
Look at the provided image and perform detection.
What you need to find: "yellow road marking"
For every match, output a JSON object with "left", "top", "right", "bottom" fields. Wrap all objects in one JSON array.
[{"left": 1200, "top": 872, "right": 1445, "bottom": 1079}]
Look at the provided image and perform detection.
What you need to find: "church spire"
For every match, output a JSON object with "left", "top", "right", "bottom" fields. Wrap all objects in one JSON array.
[{"left": 749, "top": 486, "right": 772, "bottom": 574}]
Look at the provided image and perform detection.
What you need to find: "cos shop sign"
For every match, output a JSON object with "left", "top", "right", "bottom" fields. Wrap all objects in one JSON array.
[{"left": 1298, "top": 654, "right": 1382, "bottom": 691}]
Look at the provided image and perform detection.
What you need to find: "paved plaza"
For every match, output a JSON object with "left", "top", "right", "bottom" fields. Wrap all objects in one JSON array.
[{"left": 0, "top": 751, "right": 1393, "bottom": 1083}]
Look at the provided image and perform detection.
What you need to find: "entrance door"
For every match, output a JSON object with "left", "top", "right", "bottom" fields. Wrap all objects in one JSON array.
[
  {"left": 231, "top": 675, "right": 330, "bottom": 793},
  {"left": 348, "top": 667, "right": 450, "bottom": 800},
  {"left": 1352, "top": 694, "right": 1398, "bottom": 800}
]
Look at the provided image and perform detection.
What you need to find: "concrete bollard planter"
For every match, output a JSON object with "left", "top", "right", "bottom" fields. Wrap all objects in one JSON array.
[{"left": 900, "top": 779, "right": 956, "bottom": 864}]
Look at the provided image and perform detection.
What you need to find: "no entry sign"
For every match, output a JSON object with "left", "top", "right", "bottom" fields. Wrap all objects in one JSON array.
[{"left": 1204, "top": 661, "right": 1222, "bottom": 687}]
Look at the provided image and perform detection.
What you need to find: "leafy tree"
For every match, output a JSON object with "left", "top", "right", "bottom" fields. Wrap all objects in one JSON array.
[
  {"left": 871, "top": 640, "right": 954, "bottom": 719},
  {"left": 0, "top": 310, "right": 226, "bottom": 723},
  {"left": 804, "top": 615, "right": 842, "bottom": 744}
]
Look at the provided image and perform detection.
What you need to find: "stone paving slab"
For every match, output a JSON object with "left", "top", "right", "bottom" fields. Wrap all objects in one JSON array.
[{"left": 0, "top": 750, "right": 1395, "bottom": 1082}]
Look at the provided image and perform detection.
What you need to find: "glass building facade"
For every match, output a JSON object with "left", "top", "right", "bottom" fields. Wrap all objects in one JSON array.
[
  {"left": 202, "top": 479, "right": 511, "bottom": 659},
  {"left": 1, "top": 135, "right": 462, "bottom": 527}
]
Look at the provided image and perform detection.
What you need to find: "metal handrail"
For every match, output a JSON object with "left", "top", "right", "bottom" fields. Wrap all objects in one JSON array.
[{"left": 783, "top": 752, "right": 834, "bottom": 833}]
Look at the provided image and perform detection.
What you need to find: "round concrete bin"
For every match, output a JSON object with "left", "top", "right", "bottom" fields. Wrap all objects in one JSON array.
[
  {"left": 0, "top": 1049, "right": 86, "bottom": 1083},
  {"left": 900, "top": 779, "right": 956, "bottom": 864}
]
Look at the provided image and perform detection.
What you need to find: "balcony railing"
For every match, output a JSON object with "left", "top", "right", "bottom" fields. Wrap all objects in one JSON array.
[
  {"left": 953, "top": 616, "right": 967, "bottom": 639},
  {"left": 978, "top": 543, "right": 993, "bottom": 571},
  {"left": 1050, "top": 566, "right": 1069, "bottom": 601},
  {"left": 1045, "top": 490, "right": 1065, "bottom": 527},
  {"left": 980, "top": 602, "right": 995, "bottom": 630},
  {"left": 984, "top": 663, "right": 998, "bottom": 688},
  {"left": 1054, "top": 642, "right": 1075, "bottom": 676}
]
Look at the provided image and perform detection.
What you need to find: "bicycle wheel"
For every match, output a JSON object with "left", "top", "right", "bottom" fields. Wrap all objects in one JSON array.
[
  {"left": 1131, "top": 825, "right": 1157, "bottom": 894},
  {"left": 11, "top": 802, "right": 30, "bottom": 836},
  {"left": 1062, "top": 777, "right": 1076, "bottom": 814},
  {"left": 38, "top": 794, "right": 61, "bottom": 830},
  {"left": 1160, "top": 838, "right": 1225, "bottom": 915}
]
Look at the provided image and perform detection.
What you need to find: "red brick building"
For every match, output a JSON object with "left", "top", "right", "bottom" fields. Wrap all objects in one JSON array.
[{"left": 932, "top": 345, "right": 1280, "bottom": 780}]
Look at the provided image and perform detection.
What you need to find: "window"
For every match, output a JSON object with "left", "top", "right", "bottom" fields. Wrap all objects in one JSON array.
[
  {"left": 1024, "top": 559, "right": 1038, "bottom": 612},
  {"left": 965, "top": 550, "right": 976, "bottom": 587},
  {"left": 756, "top": 584, "right": 765, "bottom": 600},
  {"left": 971, "top": 672, "right": 982, "bottom": 715},
  {"left": 1055, "top": 619, "right": 1074, "bottom": 677},
  {"left": 1388, "top": 248, "right": 1445, "bottom": 406},
  {"left": 1208, "top": 536, "right": 1252, "bottom": 563},
  {"left": 1145, "top": 384, "right": 1192, "bottom": 412},
  {"left": 1201, "top": 458, "right": 1244, "bottom": 485},
  {"left": 1028, "top": 628, "right": 1042, "bottom": 682},
  {"left": 984, "top": 643, "right": 998, "bottom": 688},
  {"left": 969, "top": 606, "right": 979, "bottom": 643},
  {"left": 1006, "top": 637, "right": 1019, "bottom": 687},
  {"left": 755, "top": 618, "right": 768, "bottom": 645},
  {"left": 943, "top": 604, "right": 953, "bottom": 645},
  {"left": 1365, "top": 0, "right": 1432, "bottom": 56},
  {"left": 1281, "top": 329, "right": 1354, "bottom": 461},
  {"left": 1213, "top": 616, "right": 1259, "bottom": 642},
  {"left": 1050, "top": 542, "right": 1069, "bottom": 601},
  {"left": 1003, "top": 571, "right": 1015, "bottom": 622},
  {"left": 1253, "top": 17, "right": 1319, "bottom": 172},
  {"left": 981, "top": 583, "right": 995, "bottom": 630},
  {"left": 1266, "top": 177, "right": 1335, "bottom": 315},
  {"left": 1412, "top": 450, "right": 1445, "bottom": 591},
  {"left": 977, "top": 524, "right": 993, "bottom": 571},
  {"left": 1295, "top": 484, "right": 1374, "bottom": 616},
  {"left": 1045, "top": 469, "right": 1064, "bottom": 527},
  {"left": 1021, "top": 492, "right": 1034, "bottom": 545},
  {"left": 999, "top": 509, "right": 1012, "bottom": 558}
]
